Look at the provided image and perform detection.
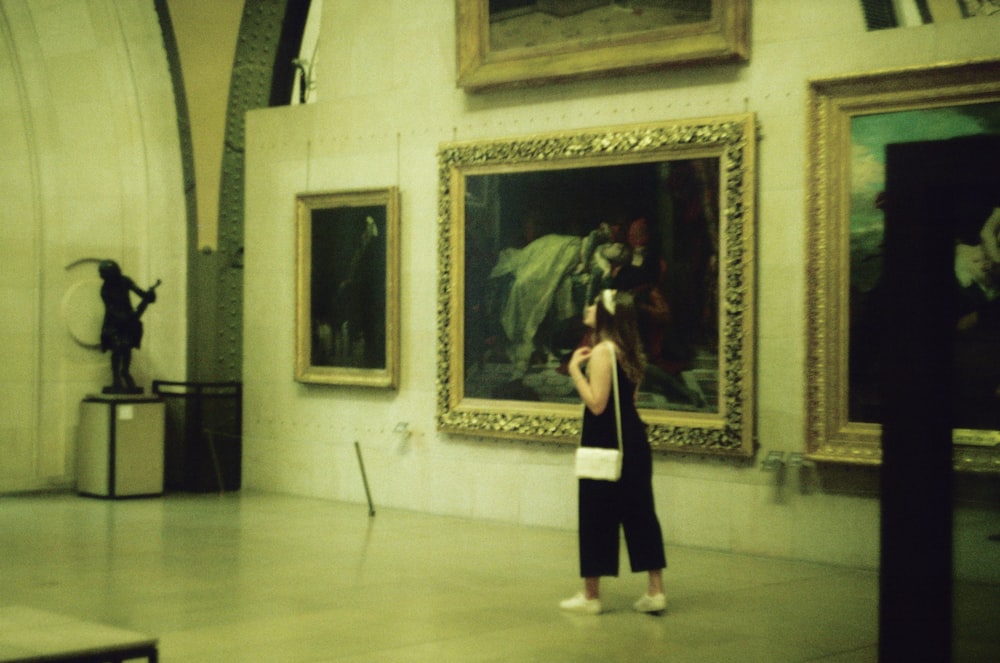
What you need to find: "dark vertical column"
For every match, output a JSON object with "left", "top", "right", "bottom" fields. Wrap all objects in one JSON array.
[{"left": 878, "top": 140, "right": 954, "bottom": 661}]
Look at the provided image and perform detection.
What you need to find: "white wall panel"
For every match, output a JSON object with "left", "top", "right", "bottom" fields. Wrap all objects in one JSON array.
[{"left": 243, "top": 0, "right": 998, "bottom": 568}]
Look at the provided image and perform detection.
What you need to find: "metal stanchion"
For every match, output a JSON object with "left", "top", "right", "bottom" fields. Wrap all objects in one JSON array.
[{"left": 354, "top": 441, "right": 375, "bottom": 517}]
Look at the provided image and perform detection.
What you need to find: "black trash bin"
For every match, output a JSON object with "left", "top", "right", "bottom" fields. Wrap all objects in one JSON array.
[{"left": 153, "top": 380, "right": 242, "bottom": 492}]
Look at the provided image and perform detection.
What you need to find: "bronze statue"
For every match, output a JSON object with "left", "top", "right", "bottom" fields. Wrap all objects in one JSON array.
[{"left": 98, "top": 260, "right": 159, "bottom": 394}]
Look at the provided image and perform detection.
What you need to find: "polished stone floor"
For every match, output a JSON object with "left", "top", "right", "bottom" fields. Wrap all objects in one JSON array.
[{"left": 0, "top": 491, "right": 997, "bottom": 662}]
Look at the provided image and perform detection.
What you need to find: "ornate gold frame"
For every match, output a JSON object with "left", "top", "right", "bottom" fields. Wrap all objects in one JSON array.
[
  {"left": 455, "top": 0, "right": 749, "bottom": 91},
  {"left": 437, "top": 115, "right": 756, "bottom": 454},
  {"left": 805, "top": 59, "right": 1000, "bottom": 472},
  {"left": 295, "top": 188, "right": 400, "bottom": 388}
]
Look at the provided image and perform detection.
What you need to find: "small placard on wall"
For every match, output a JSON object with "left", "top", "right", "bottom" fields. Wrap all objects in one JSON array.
[{"left": 118, "top": 405, "right": 134, "bottom": 421}]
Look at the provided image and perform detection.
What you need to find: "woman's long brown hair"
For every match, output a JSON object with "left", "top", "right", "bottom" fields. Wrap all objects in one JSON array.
[{"left": 594, "top": 289, "right": 646, "bottom": 386}]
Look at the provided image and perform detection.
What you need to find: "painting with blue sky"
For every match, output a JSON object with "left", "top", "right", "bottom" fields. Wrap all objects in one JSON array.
[{"left": 849, "top": 102, "right": 1000, "bottom": 293}]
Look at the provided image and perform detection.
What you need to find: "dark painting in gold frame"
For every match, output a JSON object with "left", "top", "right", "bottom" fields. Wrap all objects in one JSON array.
[
  {"left": 295, "top": 188, "right": 400, "bottom": 388},
  {"left": 805, "top": 59, "right": 1000, "bottom": 472},
  {"left": 437, "top": 115, "right": 756, "bottom": 455}
]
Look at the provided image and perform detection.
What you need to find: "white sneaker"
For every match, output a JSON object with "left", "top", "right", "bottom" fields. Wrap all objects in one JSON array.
[
  {"left": 633, "top": 592, "right": 667, "bottom": 613},
  {"left": 560, "top": 592, "right": 602, "bottom": 615}
]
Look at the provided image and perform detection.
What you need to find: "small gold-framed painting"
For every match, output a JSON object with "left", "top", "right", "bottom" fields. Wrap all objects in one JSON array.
[
  {"left": 455, "top": 0, "right": 750, "bottom": 91},
  {"left": 437, "top": 114, "right": 756, "bottom": 454},
  {"left": 295, "top": 188, "right": 400, "bottom": 388}
]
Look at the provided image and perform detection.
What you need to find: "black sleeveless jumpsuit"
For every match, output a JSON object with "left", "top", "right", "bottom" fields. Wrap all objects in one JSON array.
[{"left": 577, "top": 361, "right": 666, "bottom": 578}]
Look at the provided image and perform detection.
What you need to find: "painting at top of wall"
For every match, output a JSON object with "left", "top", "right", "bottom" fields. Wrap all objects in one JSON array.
[
  {"left": 488, "top": 0, "right": 711, "bottom": 50},
  {"left": 455, "top": 0, "right": 749, "bottom": 91}
]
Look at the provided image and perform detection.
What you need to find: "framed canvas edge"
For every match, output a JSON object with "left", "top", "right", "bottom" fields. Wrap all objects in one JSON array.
[
  {"left": 804, "top": 57, "right": 1000, "bottom": 473},
  {"left": 294, "top": 187, "right": 401, "bottom": 389},
  {"left": 436, "top": 114, "right": 757, "bottom": 456}
]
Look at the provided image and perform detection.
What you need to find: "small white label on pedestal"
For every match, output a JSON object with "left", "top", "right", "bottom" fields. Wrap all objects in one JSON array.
[{"left": 118, "top": 405, "right": 135, "bottom": 420}]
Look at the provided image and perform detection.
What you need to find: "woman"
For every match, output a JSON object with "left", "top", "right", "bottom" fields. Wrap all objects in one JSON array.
[{"left": 561, "top": 289, "right": 667, "bottom": 615}]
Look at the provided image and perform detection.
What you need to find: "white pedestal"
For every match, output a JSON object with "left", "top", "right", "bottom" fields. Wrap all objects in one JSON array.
[{"left": 76, "top": 395, "right": 165, "bottom": 498}]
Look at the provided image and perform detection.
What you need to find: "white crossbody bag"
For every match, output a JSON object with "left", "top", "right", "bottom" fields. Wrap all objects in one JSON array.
[{"left": 574, "top": 346, "right": 623, "bottom": 482}]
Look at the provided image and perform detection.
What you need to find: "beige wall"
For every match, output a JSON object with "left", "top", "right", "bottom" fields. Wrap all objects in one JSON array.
[
  {"left": 3, "top": 0, "right": 992, "bottom": 571},
  {"left": 0, "top": 1, "right": 186, "bottom": 492},
  {"left": 244, "top": 1, "right": 1000, "bottom": 568}
]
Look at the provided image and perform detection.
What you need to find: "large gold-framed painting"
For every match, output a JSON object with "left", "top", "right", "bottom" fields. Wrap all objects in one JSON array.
[
  {"left": 295, "top": 188, "right": 400, "bottom": 388},
  {"left": 805, "top": 59, "right": 1000, "bottom": 472},
  {"left": 455, "top": 0, "right": 750, "bottom": 91},
  {"left": 437, "top": 114, "right": 756, "bottom": 455}
]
